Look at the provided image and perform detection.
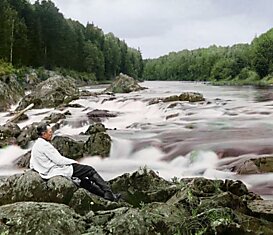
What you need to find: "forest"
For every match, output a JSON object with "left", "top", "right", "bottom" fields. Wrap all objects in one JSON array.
[
  {"left": 1, "top": 0, "right": 273, "bottom": 85},
  {"left": 144, "top": 28, "right": 273, "bottom": 85},
  {"left": 0, "top": 0, "right": 144, "bottom": 81}
]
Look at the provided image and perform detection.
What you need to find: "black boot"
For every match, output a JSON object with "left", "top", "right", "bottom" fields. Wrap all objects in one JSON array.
[
  {"left": 88, "top": 172, "right": 117, "bottom": 201},
  {"left": 80, "top": 178, "right": 104, "bottom": 197}
]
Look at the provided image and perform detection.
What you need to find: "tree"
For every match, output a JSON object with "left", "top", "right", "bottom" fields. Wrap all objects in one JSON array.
[{"left": 252, "top": 28, "right": 273, "bottom": 78}]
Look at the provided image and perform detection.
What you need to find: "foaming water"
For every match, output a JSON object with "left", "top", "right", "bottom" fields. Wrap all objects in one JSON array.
[
  {"left": 1, "top": 81, "right": 273, "bottom": 198},
  {"left": 0, "top": 145, "right": 28, "bottom": 176}
]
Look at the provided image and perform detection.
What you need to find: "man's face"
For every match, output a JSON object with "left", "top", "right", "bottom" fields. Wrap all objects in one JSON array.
[{"left": 42, "top": 127, "right": 53, "bottom": 141}]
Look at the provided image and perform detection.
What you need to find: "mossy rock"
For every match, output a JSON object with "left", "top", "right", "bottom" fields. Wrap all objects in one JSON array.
[
  {"left": 16, "top": 75, "right": 79, "bottom": 110},
  {"left": 110, "top": 168, "right": 179, "bottom": 207},
  {"left": 105, "top": 73, "right": 146, "bottom": 93},
  {"left": 0, "top": 202, "right": 85, "bottom": 235}
]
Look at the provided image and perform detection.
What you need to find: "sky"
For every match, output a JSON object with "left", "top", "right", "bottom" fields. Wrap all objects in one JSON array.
[{"left": 31, "top": 0, "right": 273, "bottom": 58}]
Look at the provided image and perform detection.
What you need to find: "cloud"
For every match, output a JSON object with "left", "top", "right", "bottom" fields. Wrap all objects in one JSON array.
[{"left": 30, "top": 0, "right": 273, "bottom": 58}]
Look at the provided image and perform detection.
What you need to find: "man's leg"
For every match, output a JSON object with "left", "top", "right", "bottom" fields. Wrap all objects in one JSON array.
[
  {"left": 72, "top": 163, "right": 117, "bottom": 201},
  {"left": 80, "top": 178, "right": 104, "bottom": 197}
]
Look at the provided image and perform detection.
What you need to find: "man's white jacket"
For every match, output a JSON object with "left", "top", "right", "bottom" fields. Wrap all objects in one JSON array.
[{"left": 30, "top": 138, "right": 77, "bottom": 179}]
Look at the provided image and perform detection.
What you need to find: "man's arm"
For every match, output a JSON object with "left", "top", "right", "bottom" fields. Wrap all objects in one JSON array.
[{"left": 43, "top": 142, "right": 77, "bottom": 165}]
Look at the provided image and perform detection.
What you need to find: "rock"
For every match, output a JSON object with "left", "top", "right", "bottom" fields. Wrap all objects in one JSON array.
[
  {"left": 109, "top": 168, "right": 178, "bottom": 207},
  {"left": 84, "top": 133, "right": 111, "bottom": 157},
  {"left": 69, "top": 188, "right": 127, "bottom": 215},
  {"left": 0, "top": 122, "right": 21, "bottom": 147},
  {"left": 25, "top": 71, "right": 39, "bottom": 85},
  {"left": 0, "top": 171, "right": 76, "bottom": 206},
  {"left": 149, "top": 92, "right": 205, "bottom": 105},
  {"left": 0, "top": 75, "right": 24, "bottom": 112},
  {"left": 0, "top": 202, "right": 85, "bottom": 235},
  {"left": 15, "top": 151, "right": 31, "bottom": 168},
  {"left": 80, "top": 90, "right": 98, "bottom": 97},
  {"left": 47, "top": 176, "right": 78, "bottom": 204},
  {"left": 174, "top": 92, "right": 205, "bottom": 102},
  {"left": 16, "top": 122, "right": 40, "bottom": 148},
  {"left": 96, "top": 202, "right": 189, "bottom": 235},
  {"left": 1, "top": 168, "right": 273, "bottom": 234},
  {"left": 16, "top": 75, "right": 79, "bottom": 110},
  {"left": 0, "top": 171, "right": 49, "bottom": 206},
  {"left": 43, "top": 112, "right": 66, "bottom": 123},
  {"left": 64, "top": 103, "right": 84, "bottom": 108},
  {"left": 12, "top": 113, "right": 29, "bottom": 123},
  {"left": 84, "top": 123, "right": 111, "bottom": 157},
  {"left": 52, "top": 136, "right": 85, "bottom": 160},
  {"left": 16, "top": 119, "right": 64, "bottom": 149},
  {"left": 247, "top": 200, "right": 273, "bottom": 222},
  {"left": 85, "top": 123, "right": 107, "bottom": 134},
  {"left": 105, "top": 73, "right": 146, "bottom": 93},
  {"left": 87, "top": 109, "right": 117, "bottom": 122},
  {"left": 237, "top": 156, "right": 273, "bottom": 174}
]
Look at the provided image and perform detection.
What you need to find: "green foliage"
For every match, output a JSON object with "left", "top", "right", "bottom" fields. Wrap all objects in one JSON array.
[
  {"left": 0, "top": 0, "right": 143, "bottom": 81},
  {"left": 252, "top": 28, "right": 273, "bottom": 78},
  {"left": 144, "top": 28, "right": 273, "bottom": 85},
  {"left": 0, "top": 60, "right": 14, "bottom": 75}
]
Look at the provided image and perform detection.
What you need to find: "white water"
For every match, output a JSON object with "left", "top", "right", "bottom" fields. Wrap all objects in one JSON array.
[{"left": 1, "top": 81, "right": 273, "bottom": 198}]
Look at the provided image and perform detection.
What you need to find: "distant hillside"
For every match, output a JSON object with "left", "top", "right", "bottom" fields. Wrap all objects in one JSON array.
[
  {"left": 144, "top": 28, "right": 273, "bottom": 85},
  {"left": 0, "top": 0, "right": 143, "bottom": 80}
]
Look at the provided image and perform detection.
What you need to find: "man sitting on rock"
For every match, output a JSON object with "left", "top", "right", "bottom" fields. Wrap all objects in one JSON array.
[{"left": 30, "top": 123, "right": 119, "bottom": 201}]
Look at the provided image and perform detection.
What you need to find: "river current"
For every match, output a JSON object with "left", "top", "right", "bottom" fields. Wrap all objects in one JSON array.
[{"left": 1, "top": 81, "right": 273, "bottom": 198}]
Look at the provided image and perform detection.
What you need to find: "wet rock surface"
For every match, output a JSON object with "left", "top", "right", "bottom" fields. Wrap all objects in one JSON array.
[
  {"left": 105, "top": 73, "right": 146, "bottom": 93},
  {"left": 0, "top": 202, "right": 85, "bottom": 235},
  {"left": 16, "top": 75, "right": 80, "bottom": 110},
  {"left": 87, "top": 109, "right": 117, "bottom": 122},
  {"left": 0, "top": 75, "right": 24, "bottom": 112},
  {"left": 148, "top": 91, "right": 205, "bottom": 105},
  {"left": 0, "top": 168, "right": 272, "bottom": 234},
  {"left": 0, "top": 123, "right": 21, "bottom": 147},
  {"left": 52, "top": 135, "right": 85, "bottom": 160}
]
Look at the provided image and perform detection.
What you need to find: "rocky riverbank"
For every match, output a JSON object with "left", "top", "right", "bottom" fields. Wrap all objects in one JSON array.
[
  {"left": 0, "top": 168, "right": 272, "bottom": 234},
  {"left": 1, "top": 71, "right": 273, "bottom": 234}
]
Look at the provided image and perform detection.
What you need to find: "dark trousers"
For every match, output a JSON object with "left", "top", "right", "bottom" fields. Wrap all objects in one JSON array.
[{"left": 72, "top": 163, "right": 109, "bottom": 197}]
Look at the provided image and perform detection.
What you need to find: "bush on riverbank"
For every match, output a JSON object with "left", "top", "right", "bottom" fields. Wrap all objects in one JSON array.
[{"left": 0, "top": 60, "right": 15, "bottom": 76}]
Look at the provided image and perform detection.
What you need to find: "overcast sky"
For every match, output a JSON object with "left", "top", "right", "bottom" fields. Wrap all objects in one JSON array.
[{"left": 32, "top": 0, "right": 273, "bottom": 58}]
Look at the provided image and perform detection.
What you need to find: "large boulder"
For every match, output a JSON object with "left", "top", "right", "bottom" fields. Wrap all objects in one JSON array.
[
  {"left": 16, "top": 75, "right": 80, "bottom": 110},
  {"left": 109, "top": 168, "right": 179, "bottom": 207},
  {"left": 87, "top": 203, "right": 189, "bottom": 235},
  {"left": 0, "top": 170, "right": 121, "bottom": 215},
  {"left": 52, "top": 135, "right": 86, "bottom": 160},
  {"left": 1, "top": 168, "right": 273, "bottom": 234},
  {"left": 84, "top": 123, "right": 112, "bottom": 157},
  {"left": 0, "top": 202, "right": 85, "bottom": 235},
  {"left": 0, "top": 122, "right": 21, "bottom": 148},
  {"left": 0, "top": 75, "right": 24, "bottom": 112},
  {"left": 69, "top": 188, "right": 127, "bottom": 215},
  {"left": 105, "top": 73, "right": 146, "bottom": 93}
]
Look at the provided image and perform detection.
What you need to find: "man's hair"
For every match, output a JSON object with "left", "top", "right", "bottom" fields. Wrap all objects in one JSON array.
[{"left": 37, "top": 123, "right": 50, "bottom": 137}]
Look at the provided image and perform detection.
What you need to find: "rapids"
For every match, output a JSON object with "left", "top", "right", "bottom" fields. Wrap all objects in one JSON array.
[{"left": 1, "top": 81, "right": 273, "bottom": 198}]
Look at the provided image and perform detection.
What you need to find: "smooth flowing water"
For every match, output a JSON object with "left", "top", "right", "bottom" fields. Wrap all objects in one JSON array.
[{"left": 1, "top": 81, "right": 273, "bottom": 198}]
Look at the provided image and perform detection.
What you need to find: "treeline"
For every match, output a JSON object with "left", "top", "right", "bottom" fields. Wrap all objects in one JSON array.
[
  {"left": 144, "top": 28, "right": 273, "bottom": 85},
  {"left": 0, "top": 0, "right": 143, "bottom": 80}
]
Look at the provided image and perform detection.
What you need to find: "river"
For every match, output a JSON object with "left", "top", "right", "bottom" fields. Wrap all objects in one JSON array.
[{"left": 1, "top": 81, "right": 273, "bottom": 198}]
